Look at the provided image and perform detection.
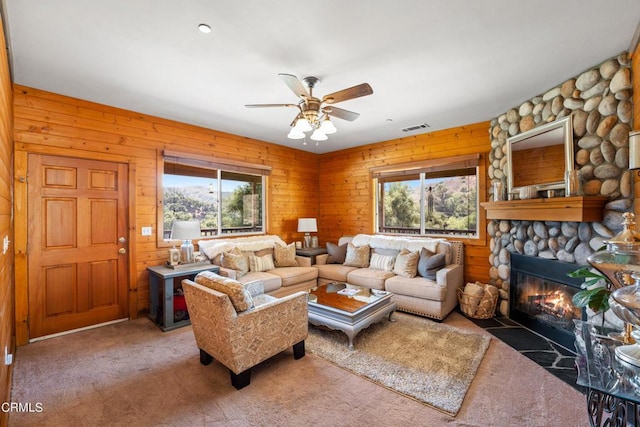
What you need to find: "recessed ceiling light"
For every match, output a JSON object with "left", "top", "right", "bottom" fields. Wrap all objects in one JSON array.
[{"left": 198, "top": 23, "right": 212, "bottom": 34}]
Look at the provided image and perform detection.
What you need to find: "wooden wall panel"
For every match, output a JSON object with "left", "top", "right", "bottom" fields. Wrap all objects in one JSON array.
[
  {"left": 0, "top": 14, "right": 13, "bottom": 427},
  {"left": 633, "top": 43, "right": 640, "bottom": 218},
  {"left": 13, "top": 86, "right": 319, "bottom": 341},
  {"left": 318, "top": 123, "right": 492, "bottom": 284}
]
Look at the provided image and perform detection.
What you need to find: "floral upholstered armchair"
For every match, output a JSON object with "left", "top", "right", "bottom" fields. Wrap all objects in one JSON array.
[{"left": 182, "top": 271, "right": 308, "bottom": 389}]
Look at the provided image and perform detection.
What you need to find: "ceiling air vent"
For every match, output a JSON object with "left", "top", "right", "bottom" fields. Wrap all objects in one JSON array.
[{"left": 401, "top": 123, "right": 430, "bottom": 133}]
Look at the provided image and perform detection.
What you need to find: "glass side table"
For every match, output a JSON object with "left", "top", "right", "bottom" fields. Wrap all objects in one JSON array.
[{"left": 575, "top": 320, "right": 640, "bottom": 426}]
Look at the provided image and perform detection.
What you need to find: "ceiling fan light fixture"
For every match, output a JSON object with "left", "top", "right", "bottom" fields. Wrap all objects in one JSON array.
[
  {"left": 294, "top": 117, "right": 312, "bottom": 132},
  {"left": 287, "top": 127, "right": 305, "bottom": 139},
  {"left": 310, "top": 129, "right": 327, "bottom": 141},
  {"left": 319, "top": 116, "right": 337, "bottom": 134}
]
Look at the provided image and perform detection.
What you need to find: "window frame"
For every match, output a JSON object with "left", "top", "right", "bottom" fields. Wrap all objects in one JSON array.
[
  {"left": 372, "top": 154, "right": 485, "bottom": 240},
  {"left": 157, "top": 150, "right": 270, "bottom": 247}
]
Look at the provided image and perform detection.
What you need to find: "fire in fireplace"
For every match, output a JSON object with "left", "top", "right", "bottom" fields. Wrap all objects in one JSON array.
[{"left": 510, "top": 253, "right": 586, "bottom": 351}]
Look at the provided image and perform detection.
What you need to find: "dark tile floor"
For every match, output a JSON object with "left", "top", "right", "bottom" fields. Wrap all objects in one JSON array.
[{"left": 465, "top": 313, "right": 586, "bottom": 393}]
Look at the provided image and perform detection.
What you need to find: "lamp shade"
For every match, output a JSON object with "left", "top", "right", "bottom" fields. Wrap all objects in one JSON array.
[
  {"left": 170, "top": 220, "right": 202, "bottom": 240},
  {"left": 297, "top": 218, "right": 317, "bottom": 233}
]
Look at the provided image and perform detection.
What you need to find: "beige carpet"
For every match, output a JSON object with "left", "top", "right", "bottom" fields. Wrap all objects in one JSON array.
[
  {"left": 306, "top": 312, "right": 490, "bottom": 416},
  {"left": 8, "top": 311, "right": 589, "bottom": 426}
]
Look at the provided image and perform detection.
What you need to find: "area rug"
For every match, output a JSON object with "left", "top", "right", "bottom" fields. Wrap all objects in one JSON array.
[{"left": 306, "top": 312, "right": 491, "bottom": 416}]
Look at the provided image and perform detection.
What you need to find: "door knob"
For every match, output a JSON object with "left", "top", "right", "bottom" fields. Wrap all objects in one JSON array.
[
  {"left": 118, "top": 248, "right": 127, "bottom": 254},
  {"left": 118, "top": 237, "right": 127, "bottom": 243}
]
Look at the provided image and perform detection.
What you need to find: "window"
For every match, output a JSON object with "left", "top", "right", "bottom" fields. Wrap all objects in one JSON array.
[
  {"left": 160, "top": 151, "right": 269, "bottom": 240},
  {"left": 373, "top": 154, "right": 480, "bottom": 238}
]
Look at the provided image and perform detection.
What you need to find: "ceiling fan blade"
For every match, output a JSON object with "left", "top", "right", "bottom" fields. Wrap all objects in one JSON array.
[
  {"left": 245, "top": 103, "right": 299, "bottom": 108},
  {"left": 322, "top": 83, "right": 373, "bottom": 104},
  {"left": 325, "top": 106, "right": 360, "bottom": 121},
  {"left": 278, "top": 73, "right": 309, "bottom": 98}
]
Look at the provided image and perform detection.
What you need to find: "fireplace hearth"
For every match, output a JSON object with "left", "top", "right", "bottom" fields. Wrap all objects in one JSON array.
[{"left": 510, "top": 254, "right": 586, "bottom": 351}]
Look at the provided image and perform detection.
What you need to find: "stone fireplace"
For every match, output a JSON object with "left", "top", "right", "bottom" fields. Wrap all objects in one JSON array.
[
  {"left": 509, "top": 254, "right": 586, "bottom": 351},
  {"left": 487, "top": 52, "right": 633, "bottom": 319}
]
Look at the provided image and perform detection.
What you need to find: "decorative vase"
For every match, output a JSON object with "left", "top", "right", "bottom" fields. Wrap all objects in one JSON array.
[
  {"left": 180, "top": 239, "right": 195, "bottom": 264},
  {"left": 587, "top": 212, "right": 640, "bottom": 290}
]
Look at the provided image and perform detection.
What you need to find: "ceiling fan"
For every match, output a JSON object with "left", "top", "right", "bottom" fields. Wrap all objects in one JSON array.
[{"left": 245, "top": 73, "right": 373, "bottom": 141}]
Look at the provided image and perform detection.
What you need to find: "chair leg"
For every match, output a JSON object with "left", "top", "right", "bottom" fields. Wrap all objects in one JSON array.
[
  {"left": 200, "top": 349, "right": 213, "bottom": 366},
  {"left": 293, "top": 340, "right": 305, "bottom": 359},
  {"left": 230, "top": 369, "right": 251, "bottom": 390}
]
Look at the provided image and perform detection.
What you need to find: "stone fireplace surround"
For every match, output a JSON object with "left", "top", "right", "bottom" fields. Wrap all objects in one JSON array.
[{"left": 487, "top": 52, "right": 633, "bottom": 317}]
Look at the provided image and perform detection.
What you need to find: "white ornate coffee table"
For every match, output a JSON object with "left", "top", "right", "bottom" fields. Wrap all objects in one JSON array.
[{"left": 307, "top": 282, "right": 396, "bottom": 350}]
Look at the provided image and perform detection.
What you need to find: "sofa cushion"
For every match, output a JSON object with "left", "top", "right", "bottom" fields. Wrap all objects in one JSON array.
[
  {"left": 326, "top": 242, "right": 348, "bottom": 264},
  {"left": 385, "top": 275, "right": 447, "bottom": 302},
  {"left": 249, "top": 253, "right": 276, "bottom": 272},
  {"left": 369, "top": 253, "right": 395, "bottom": 271},
  {"left": 194, "top": 271, "right": 254, "bottom": 312},
  {"left": 344, "top": 243, "right": 370, "bottom": 267},
  {"left": 346, "top": 268, "right": 394, "bottom": 290},
  {"left": 274, "top": 243, "right": 298, "bottom": 267},
  {"left": 268, "top": 266, "right": 318, "bottom": 287},
  {"left": 315, "top": 264, "right": 359, "bottom": 282},
  {"left": 221, "top": 248, "right": 249, "bottom": 278},
  {"left": 392, "top": 249, "right": 419, "bottom": 278},
  {"left": 417, "top": 248, "right": 446, "bottom": 279},
  {"left": 236, "top": 271, "right": 281, "bottom": 294}
]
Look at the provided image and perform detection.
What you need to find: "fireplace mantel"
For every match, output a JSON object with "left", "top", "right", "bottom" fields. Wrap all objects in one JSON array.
[{"left": 481, "top": 196, "right": 609, "bottom": 222}]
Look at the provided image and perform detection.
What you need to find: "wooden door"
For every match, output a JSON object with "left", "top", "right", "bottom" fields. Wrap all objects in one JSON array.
[{"left": 27, "top": 155, "right": 129, "bottom": 339}]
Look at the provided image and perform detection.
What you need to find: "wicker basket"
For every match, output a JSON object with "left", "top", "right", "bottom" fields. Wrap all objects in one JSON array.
[{"left": 457, "top": 288, "right": 498, "bottom": 319}]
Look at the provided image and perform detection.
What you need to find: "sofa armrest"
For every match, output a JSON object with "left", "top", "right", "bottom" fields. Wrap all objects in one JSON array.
[
  {"left": 216, "top": 266, "right": 238, "bottom": 280},
  {"left": 436, "top": 264, "right": 463, "bottom": 289},
  {"left": 295, "top": 255, "right": 311, "bottom": 267},
  {"left": 315, "top": 254, "right": 329, "bottom": 265}
]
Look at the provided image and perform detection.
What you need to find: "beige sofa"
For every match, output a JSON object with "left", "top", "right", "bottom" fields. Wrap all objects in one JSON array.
[
  {"left": 197, "top": 235, "right": 318, "bottom": 297},
  {"left": 315, "top": 234, "right": 464, "bottom": 320}
]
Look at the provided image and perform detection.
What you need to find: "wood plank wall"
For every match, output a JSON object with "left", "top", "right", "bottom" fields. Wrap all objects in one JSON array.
[
  {"left": 318, "top": 123, "right": 492, "bottom": 284},
  {"left": 633, "top": 42, "right": 640, "bottom": 216},
  {"left": 0, "top": 15, "right": 13, "bottom": 426},
  {"left": 12, "top": 86, "right": 319, "bottom": 344}
]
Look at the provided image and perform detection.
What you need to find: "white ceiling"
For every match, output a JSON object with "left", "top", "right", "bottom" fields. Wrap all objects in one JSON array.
[{"left": 3, "top": 0, "right": 640, "bottom": 154}]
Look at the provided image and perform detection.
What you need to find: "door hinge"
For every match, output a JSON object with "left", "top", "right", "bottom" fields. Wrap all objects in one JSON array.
[{"left": 18, "top": 176, "right": 28, "bottom": 184}]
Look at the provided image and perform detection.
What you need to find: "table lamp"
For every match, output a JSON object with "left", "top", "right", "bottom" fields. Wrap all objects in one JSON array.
[
  {"left": 297, "top": 218, "right": 317, "bottom": 248},
  {"left": 170, "top": 220, "right": 202, "bottom": 264}
]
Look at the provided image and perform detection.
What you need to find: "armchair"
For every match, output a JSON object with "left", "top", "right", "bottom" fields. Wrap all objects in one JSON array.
[{"left": 182, "top": 273, "right": 308, "bottom": 389}]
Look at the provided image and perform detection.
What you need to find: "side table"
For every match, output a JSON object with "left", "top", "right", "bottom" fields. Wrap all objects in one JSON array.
[
  {"left": 296, "top": 247, "right": 328, "bottom": 265},
  {"left": 147, "top": 263, "right": 220, "bottom": 331},
  {"left": 574, "top": 320, "right": 640, "bottom": 426}
]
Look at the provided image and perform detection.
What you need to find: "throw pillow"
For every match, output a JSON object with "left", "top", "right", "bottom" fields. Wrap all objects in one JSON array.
[
  {"left": 249, "top": 253, "right": 276, "bottom": 272},
  {"left": 343, "top": 243, "right": 370, "bottom": 268},
  {"left": 194, "top": 271, "right": 253, "bottom": 312},
  {"left": 326, "top": 242, "right": 348, "bottom": 264},
  {"left": 392, "top": 249, "right": 419, "bottom": 278},
  {"left": 221, "top": 247, "right": 249, "bottom": 278},
  {"left": 417, "top": 248, "right": 446, "bottom": 279},
  {"left": 369, "top": 253, "right": 396, "bottom": 271},
  {"left": 274, "top": 242, "right": 298, "bottom": 267}
]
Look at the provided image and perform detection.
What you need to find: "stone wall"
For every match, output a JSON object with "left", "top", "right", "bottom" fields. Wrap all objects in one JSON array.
[{"left": 488, "top": 52, "right": 633, "bottom": 316}]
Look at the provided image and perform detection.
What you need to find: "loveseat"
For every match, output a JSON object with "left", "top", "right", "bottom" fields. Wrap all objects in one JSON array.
[
  {"left": 197, "top": 235, "right": 318, "bottom": 297},
  {"left": 315, "top": 234, "right": 464, "bottom": 320}
]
